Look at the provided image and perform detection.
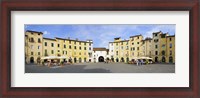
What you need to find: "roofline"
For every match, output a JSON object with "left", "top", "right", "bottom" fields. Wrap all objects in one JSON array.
[
  {"left": 130, "top": 34, "right": 142, "bottom": 38},
  {"left": 26, "top": 30, "right": 43, "bottom": 34},
  {"left": 43, "top": 37, "right": 56, "bottom": 41}
]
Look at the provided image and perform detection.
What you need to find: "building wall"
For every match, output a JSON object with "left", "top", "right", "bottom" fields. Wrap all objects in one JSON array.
[
  {"left": 25, "top": 31, "right": 93, "bottom": 64},
  {"left": 166, "top": 36, "right": 175, "bottom": 63},
  {"left": 93, "top": 51, "right": 108, "bottom": 62},
  {"left": 129, "top": 35, "right": 143, "bottom": 60},
  {"left": 25, "top": 31, "right": 43, "bottom": 64},
  {"left": 141, "top": 39, "right": 152, "bottom": 57}
]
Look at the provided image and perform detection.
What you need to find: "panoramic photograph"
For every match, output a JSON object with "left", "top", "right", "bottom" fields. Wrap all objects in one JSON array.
[{"left": 25, "top": 24, "right": 175, "bottom": 73}]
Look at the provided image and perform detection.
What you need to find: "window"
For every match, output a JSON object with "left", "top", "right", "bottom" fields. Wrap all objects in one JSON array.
[
  {"left": 58, "top": 50, "right": 60, "bottom": 52},
  {"left": 84, "top": 47, "right": 86, "bottom": 50},
  {"left": 133, "top": 47, "right": 135, "bottom": 51},
  {"left": 126, "top": 46, "right": 129, "bottom": 50},
  {"left": 30, "top": 38, "right": 34, "bottom": 42},
  {"left": 162, "top": 44, "right": 165, "bottom": 48},
  {"left": 63, "top": 51, "right": 64, "bottom": 54},
  {"left": 31, "top": 52, "right": 33, "bottom": 55},
  {"left": 31, "top": 45, "right": 34, "bottom": 49},
  {"left": 79, "top": 52, "right": 81, "bottom": 55},
  {"left": 170, "top": 50, "right": 172, "bottom": 55},
  {"left": 45, "top": 42, "right": 47, "bottom": 46},
  {"left": 126, "top": 42, "right": 128, "bottom": 45},
  {"left": 89, "top": 43, "right": 91, "bottom": 46},
  {"left": 58, "top": 44, "right": 60, "bottom": 47},
  {"left": 51, "top": 50, "right": 54, "bottom": 54},
  {"left": 137, "top": 42, "right": 139, "bottom": 44},
  {"left": 38, "top": 34, "right": 40, "bottom": 35},
  {"left": 155, "top": 45, "right": 158, "bottom": 49},
  {"left": 38, "top": 38, "right": 41, "bottom": 43},
  {"left": 66, "top": 51, "right": 67, "bottom": 54},
  {"left": 170, "top": 43, "right": 172, "bottom": 48},
  {"left": 74, "top": 41, "right": 76, "bottom": 44},
  {"left": 69, "top": 45, "right": 71, "bottom": 49},
  {"left": 74, "top": 46, "right": 76, "bottom": 49},
  {"left": 132, "top": 42, "right": 134, "bottom": 45},
  {"left": 38, "top": 46, "right": 40, "bottom": 49},
  {"left": 121, "top": 42, "right": 123, "bottom": 45},
  {"left": 162, "top": 50, "right": 165, "bottom": 55},
  {"left": 89, "top": 47, "right": 91, "bottom": 50},
  {"left": 51, "top": 43, "right": 54, "bottom": 47},
  {"left": 84, "top": 43, "right": 86, "bottom": 45},
  {"left": 79, "top": 47, "right": 81, "bottom": 50},
  {"left": 38, "top": 52, "right": 40, "bottom": 55},
  {"left": 155, "top": 51, "right": 158, "bottom": 55},
  {"left": 138, "top": 37, "right": 139, "bottom": 39},
  {"left": 45, "top": 50, "right": 48, "bottom": 56},
  {"left": 69, "top": 41, "right": 71, "bottom": 44},
  {"left": 64, "top": 45, "right": 66, "bottom": 48},
  {"left": 137, "top": 47, "right": 139, "bottom": 50},
  {"left": 170, "top": 38, "right": 172, "bottom": 41},
  {"left": 155, "top": 34, "right": 157, "bottom": 36},
  {"left": 116, "top": 51, "right": 118, "bottom": 55},
  {"left": 121, "top": 46, "right": 123, "bottom": 50},
  {"left": 79, "top": 42, "right": 81, "bottom": 45}
]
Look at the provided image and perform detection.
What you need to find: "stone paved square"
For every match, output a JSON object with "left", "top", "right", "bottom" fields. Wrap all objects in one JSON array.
[{"left": 25, "top": 63, "right": 175, "bottom": 73}]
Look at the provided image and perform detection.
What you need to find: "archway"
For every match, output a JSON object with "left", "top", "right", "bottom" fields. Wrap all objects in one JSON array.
[
  {"left": 116, "top": 58, "right": 119, "bottom": 62},
  {"left": 155, "top": 57, "right": 158, "bottom": 62},
  {"left": 98, "top": 56, "right": 104, "bottom": 62},
  {"left": 121, "top": 57, "right": 124, "bottom": 62},
  {"left": 74, "top": 58, "right": 77, "bottom": 63},
  {"left": 111, "top": 58, "right": 114, "bottom": 62},
  {"left": 79, "top": 58, "right": 82, "bottom": 63},
  {"left": 84, "top": 58, "right": 86, "bottom": 62},
  {"left": 126, "top": 57, "right": 129, "bottom": 63},
  {"left": 169, "top": 56, "right": 173, "bottom": 63},
  {"left": 162, "top": 57, "right": 166, "bottom": 62},
  {"left": 30, "top": 57, "right": 34, "bottom": 63}
]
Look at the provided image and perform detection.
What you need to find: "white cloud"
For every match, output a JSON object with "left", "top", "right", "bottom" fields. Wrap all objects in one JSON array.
[{"left": 43, "top": 31, "right": 50, "bottom": 35}]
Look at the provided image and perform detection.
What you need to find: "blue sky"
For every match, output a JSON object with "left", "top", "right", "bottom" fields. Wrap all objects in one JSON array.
[{"left": 25, "top": 24, "right": 175, "bottom": 48}]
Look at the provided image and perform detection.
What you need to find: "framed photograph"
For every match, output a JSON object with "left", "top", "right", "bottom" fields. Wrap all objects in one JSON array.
[{"left": 1, "top": 0, "right": 199, "bottom": 97}]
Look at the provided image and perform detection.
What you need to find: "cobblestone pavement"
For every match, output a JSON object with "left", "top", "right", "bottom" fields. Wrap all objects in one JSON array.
[{"left": 25, "top": 62, "right": 175, "bottom": 73}]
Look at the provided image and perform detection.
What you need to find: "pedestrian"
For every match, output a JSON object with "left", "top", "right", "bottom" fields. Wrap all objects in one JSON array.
[{"left": 136, "top": 59, "right": 139, "bottom": 66}]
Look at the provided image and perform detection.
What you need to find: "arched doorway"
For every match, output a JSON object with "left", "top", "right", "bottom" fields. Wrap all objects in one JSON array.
[
  {"left": 121, "top": 57, "right": 124, "bottom": 62},
  {"left": 111, "top": 58, "right": 114, "bottom": 62},
  {"left": 79, "top": 58, "right": 82, "bottom": 63},
  {"left": 74, "top": 58, "right": 77, "bottom": 63},
  {"left": 30, "top": 57, "right": 34, "bottom": 63},
  {"left": 126, "top": 57, "right": 129, "bottom": 63},
  {"left": 116, "top": 58, "right": 119, "bottom": 62},
  {"left": 84, "top": 58, "right": 86, "bottom": 62},
  {"left": 162, "top": 56, "right": 166, "bottom": 62},
  {"left": 169, "top": 56, "right": 173, "bottom": 63},
  {"left": 155, "top": 57, "right": 158, "bottom": 62},
  {"left": 98, "top": 56, "right": 104, "bottom": 62}
]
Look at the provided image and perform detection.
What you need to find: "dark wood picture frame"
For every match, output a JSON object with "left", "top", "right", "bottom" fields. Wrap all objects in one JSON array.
[{"left": 0, "top": 0, "right": 199, "bottom": 97}]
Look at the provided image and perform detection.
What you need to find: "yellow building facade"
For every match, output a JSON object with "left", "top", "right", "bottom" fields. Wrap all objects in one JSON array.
[
  {"left": 109, "top": 32, "right": 175, "bottom": 63},
  {"left": 25, "top": 30, "right": 43, "bottom": 64},
  {"left": 25, "top": 30, "right": 93, "bottom": 64}
]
